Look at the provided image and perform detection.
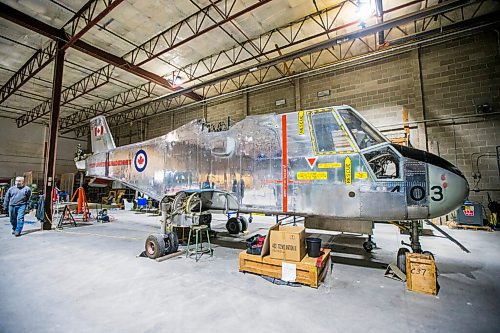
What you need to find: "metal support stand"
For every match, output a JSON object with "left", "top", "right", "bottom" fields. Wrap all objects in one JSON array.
[
  {"left": 410, "top": 220, "right": 422, "bottom": 253},
  {"left": 57, "top": 205, "right": 77, "bottom": 229}
]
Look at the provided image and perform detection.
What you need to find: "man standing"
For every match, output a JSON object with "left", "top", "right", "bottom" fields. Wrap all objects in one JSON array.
[{"left": 5, "top": 177, "right": 31, "bottom": 237}]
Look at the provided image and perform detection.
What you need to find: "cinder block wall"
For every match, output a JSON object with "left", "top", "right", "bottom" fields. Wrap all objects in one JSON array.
[
  {"left": 113, "top": 31, "right": 499, "bottom": 207},
  {"left": 0, "top": 121, "right": 87, "bottom": 180}
]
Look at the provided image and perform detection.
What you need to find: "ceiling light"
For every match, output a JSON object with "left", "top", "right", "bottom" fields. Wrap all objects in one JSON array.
[
  {"left": 173, "top": 76, "right": 183, "bottom": 85},
  {"left": 357, "top": 0, "right": 374, "bottom": 21}
]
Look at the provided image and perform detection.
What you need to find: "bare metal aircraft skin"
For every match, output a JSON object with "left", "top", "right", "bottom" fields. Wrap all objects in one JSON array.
[{"left": 82, "top": 105, "right": 468, "bottom": 221}]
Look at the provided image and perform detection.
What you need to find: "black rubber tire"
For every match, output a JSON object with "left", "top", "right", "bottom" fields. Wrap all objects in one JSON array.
[
  {"left": 363, "top": 241, "right": 373, "bottom": 252},
  {"left": 422, "top": 250, "right": 434, "bottom": 259},
  {"left": 165, "top": 231, "right": 179, "bottom": 254},
  {"left": 239, "top": 216, "right": 248, "bottom": 232},
  {"left": 226, "top": 217, "right": 242, "bottom": 234},
  {"left": 397, "top": 247, "right": 410, "bottom": 274},
  {"left": 145, "top": 234, "right": 166, "bottom": 259}
]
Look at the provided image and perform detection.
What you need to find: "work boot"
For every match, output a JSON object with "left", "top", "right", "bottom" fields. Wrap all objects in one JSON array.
[
  {"left": 12, "top": 230, "right": 15, "bottom": 235},
  {"left": 14, "top": 231, "right": 21, "bottom": 237}
]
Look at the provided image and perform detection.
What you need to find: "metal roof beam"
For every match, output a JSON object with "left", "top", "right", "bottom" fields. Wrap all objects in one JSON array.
[
  {"left": 59, "top": 82, "right": 156, "bottom": 131},
  {"left": 124, "top": 0, "right": 272, "bottom": 67},
  {"left": 0, "top": 2, "right": 202, "bottom": 115},
  {"left": 0, "top": 41, "right": 57, "bottom": 105},
  {"left": 16, "top": 65, "right": 114, "bottom": 127},
  {"left": 0, "top": 1, "right": 124, "bottom": 106},
  {"left": 56, "top": 0, "right": 273, "bottom": 131},
  {"left": 69, "top": 0, "right": 494, "bottom": 133}
]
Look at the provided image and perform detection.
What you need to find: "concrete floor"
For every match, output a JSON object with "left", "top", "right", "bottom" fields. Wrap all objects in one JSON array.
[{"left": 1, "top": 210, "right": 499, "bottom": 333}]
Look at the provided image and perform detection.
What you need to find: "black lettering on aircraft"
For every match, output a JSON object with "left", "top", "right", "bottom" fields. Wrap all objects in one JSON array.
[
  {"left": 410, "top": 186, "right": 425, "bottom": 201},
  {"left": 391, "top": 185, "right": 401, "bottom": 193},
  {"left": 431, "top": 185, "right": 443, "bottom": 201}
]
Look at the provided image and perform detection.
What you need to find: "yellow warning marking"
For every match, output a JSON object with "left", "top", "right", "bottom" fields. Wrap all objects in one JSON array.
[
  {"left": 318, "top": 163, "right": 342, "bottom": 169},
  {"left": 345, "top": 156, "right": 352, "bottom": 184},
  {"left": 355, "top": 171, "right": 368, "bottom": 179},
  {"left": 307, "top": 111, "right": 317, "bottom": 156},
  {"left": 332, "top": 111, "right": 358, "bottom": 153},
  {"left": 298, "top": 111, "right": 304, "bottom": 135},
  {"left": 297, "top": 171, "right": 328, "bottom": 180}
]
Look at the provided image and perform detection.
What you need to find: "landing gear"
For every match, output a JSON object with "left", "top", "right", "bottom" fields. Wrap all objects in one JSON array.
[
  {"left": 226, "top": 217, "right": 241, "bottom": 234},
  {"left": 397, "top": 247, "right": 410, "bottom": 274},
  {"left": 239, "top": 216, "right": 248, "bottom": 232},
  {"left": 225, "top": 215, "right": 248, "bottom": 234},
  {"left": 363, "top": 235, "right": 376, "bottom": 252},
  {"left": 394, "top": 220, "right": 425, "bottom": 274}
]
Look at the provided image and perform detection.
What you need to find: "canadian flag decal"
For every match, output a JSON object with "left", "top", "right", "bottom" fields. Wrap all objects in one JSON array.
[{"left": 95, "top": 125, "right": 104, "bottom": 136}]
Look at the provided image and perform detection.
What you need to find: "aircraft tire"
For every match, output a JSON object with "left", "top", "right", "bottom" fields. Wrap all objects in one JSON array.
[
  {"left": 422, "top": 250, "right": 434, "bottom": 259},
  {"left": 363, "top": 241, "right": 374, "bottom": 252},
  {"left": 145, "top": 234, "right": 166, "bottom": 259},
  {"left": 239, "top": 216, "right": 248, "bottom": 232},
  {"left": 226, "top": 217, "right": 242, "bottom": 234},
  {"left": 165, "top": 232, "right": 179, "bottom": 254},
  {"left": 397, "top": 247, "right": 410, "bottom": 274}
]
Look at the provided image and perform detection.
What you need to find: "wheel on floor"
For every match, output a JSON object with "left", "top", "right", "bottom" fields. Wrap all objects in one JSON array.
[
  {"left": 145, "top": 234, "right": 166, "bottom": 259},
  {"left": 397, "top": 247, "right": 410, "bottom": 274},
  {"left": 363, "top": 240, "right": 375, "bottom": 252},
  {"left": 238, "top": 216, "right": 248, "bottom": 232},
  {"left": 165, "top": 231, "right": 179, "bottom": 254},
  {"left": 226, "top": 217, "right": 242, "bottom": 234}
]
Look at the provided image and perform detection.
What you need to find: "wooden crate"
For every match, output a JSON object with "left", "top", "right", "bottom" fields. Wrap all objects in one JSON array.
[
  {"left": 406, "top": 253, "right": 437, "bottom": 295},
  {"left": 238, "top": 249, "right": 331, "bottom": 288}
]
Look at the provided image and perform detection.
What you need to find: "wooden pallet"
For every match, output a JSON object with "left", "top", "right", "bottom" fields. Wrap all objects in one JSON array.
[
  {"left": 238, "top": 249, "right": 331, "bottom": 288},
  {"left": 448, "top": 222, "right": 493, "bottom": 232}
]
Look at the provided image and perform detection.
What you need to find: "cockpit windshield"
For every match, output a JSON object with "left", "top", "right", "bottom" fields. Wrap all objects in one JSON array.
[{"left": 337, "top": 108, "right": 386, "bottom": 149}]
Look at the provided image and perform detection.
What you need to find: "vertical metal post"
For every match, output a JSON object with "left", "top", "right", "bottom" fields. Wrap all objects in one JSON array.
[
  {"left": 42, "top": 39, "right": 65, "bottom": 230},
  {"left": 375, "top": 0, "right": 385, "bottom": 45}
]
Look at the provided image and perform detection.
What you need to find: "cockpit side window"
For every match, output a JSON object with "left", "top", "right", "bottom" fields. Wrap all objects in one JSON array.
[
  {"left": 338, "top": 108, "right": 385, "bottom": 149},
  {"left": 310, "top": 112, "right": 337, "bottom": 152},
  {"left": 363, "top": 146, "right": 401, "bottom": 179},
  {"left": 308, "top": 110, "right": 355, "bottom": 155}
]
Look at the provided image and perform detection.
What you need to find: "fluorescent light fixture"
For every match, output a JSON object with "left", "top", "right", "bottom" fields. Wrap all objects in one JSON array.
[
  {"left": 275, "top": 99, "right": 286, "bottom": 106},
  {"left": 249, "top": 67, "right": 258, "bottom": 72}
]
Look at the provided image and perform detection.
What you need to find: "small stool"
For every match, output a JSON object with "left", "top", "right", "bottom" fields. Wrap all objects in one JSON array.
[{"left": 186, "top": 225, "right": 212, "bottom": 262}]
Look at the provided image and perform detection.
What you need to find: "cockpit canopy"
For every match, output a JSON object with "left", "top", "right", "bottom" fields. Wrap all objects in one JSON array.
[{"left": 308, "top": 106, "right": 387, "bottom": 154}]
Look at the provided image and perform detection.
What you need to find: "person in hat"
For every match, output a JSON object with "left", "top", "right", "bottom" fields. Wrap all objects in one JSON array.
[{"left": 4, "top": 176, "right": 31, "bottom": 237}]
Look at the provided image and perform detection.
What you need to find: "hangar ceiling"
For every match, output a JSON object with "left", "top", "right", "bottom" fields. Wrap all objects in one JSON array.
[{"left": 0, "top": 0, "right": 498, "bottom": 137}]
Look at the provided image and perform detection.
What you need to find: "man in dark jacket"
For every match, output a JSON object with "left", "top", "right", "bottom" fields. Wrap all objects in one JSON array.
[{"left": 5, "top": 177, "right": 31, "bottom": 237}]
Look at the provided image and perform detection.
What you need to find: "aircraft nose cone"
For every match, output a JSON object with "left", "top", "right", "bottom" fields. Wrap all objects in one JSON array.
[{"left": 428, "top": 166, "right": 469, "bottom": 219}]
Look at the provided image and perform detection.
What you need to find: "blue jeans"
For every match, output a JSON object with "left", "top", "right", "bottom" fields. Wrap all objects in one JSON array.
[{"left": 9, "top": 205, "right": 27, "bottom": 234}]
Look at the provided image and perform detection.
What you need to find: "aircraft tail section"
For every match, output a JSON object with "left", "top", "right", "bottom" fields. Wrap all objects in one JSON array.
[{"left": 90, "top": 116, "right": 116, "bottom": 153}]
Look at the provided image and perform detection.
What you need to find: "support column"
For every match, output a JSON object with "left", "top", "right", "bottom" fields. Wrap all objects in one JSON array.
[{"left": 42, "top": 39, "right": 65, "bottom": 230}]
